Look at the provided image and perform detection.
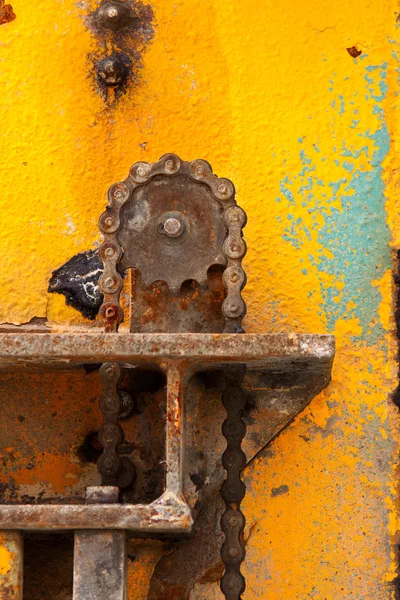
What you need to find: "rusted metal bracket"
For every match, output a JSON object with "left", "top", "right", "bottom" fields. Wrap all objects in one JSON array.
[{"left": 0, "top": 155, "right": 335, "bottom": 599}]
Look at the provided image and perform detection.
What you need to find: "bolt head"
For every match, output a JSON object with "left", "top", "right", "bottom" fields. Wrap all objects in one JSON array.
[
  {"left": 96, "top": 2, "right": 134, "bottom": 31},
  {"left": 163, "top": 217, "right": 183, "bottom": 238},
  {"left": 97, "top": 54, "right": 129, "bottom": 87},
  {"left": 104, "top": 216, "right": 114, "bottom": 227}
]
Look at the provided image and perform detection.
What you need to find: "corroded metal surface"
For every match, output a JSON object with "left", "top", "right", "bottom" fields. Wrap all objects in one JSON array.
[
  {"left": 73, "top": 530, "right": 127, "bottom": 600},
  {"left": 73, "top": 487, "right": 127, "bottom": 600},
  {"left": 98, "top": 154, "right": 247, "bottom": 333},
  {"left": 0, "top": 332, "right": 334, "bottom": 369},
  {"left": 0, "top": 496, "right": 192, "bottom": 532},
  {"left": 98, "top": 363, "right": 135, "bottom": 489}
]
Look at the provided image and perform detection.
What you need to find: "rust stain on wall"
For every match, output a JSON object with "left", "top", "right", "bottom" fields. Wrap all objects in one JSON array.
[{"left": 85, "top": 0, "right": 154, "bottom": 102}]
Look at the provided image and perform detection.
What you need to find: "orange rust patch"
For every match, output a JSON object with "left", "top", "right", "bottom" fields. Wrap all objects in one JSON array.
[{"left": 0, "top": 0, "right": 16, "bottom": 25}]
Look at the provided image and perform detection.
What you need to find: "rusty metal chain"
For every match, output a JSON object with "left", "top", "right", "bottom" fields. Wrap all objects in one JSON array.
[
  {"left": 220, "top": 364, "right": 247, "bottom": 600},
  {"left": 222, "top": 206, "right": 247, "bottom": 333},
  {"left": 98, "top": 363, "right": 135, "bottom": 488}
]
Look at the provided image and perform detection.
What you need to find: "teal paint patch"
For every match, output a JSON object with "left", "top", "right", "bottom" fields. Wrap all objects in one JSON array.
[{"left": 276, "top": 61, "right": 392, "bottom": 343}]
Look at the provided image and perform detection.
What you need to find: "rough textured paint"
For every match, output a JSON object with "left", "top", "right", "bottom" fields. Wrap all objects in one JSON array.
[{"left": 0, "top": 0, "right": 399, "bottom": 599}]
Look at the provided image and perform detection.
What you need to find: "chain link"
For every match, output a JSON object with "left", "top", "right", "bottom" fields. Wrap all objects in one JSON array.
[
  {"left": 98, "top": 363, "right": 135, "bottom": 488},
  {"left": 222, "top": 205, "right": 247, "bottom": 333},
  {"left": 220, "top": 364, "right": 247, "bottom": 600}
]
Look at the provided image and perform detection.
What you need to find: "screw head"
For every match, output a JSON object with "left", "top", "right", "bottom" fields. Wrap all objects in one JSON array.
[{"left": 163, "top": 217, "right": 183, "bottom": 238}]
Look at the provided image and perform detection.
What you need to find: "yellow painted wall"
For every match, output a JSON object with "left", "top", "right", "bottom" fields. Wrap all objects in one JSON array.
[{"left": 1, "top": 0, "right": 400, "bottom": 597}]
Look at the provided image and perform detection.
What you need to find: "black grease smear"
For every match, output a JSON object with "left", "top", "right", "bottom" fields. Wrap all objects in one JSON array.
[{"left": 48, "top": 249, "right": 104, "bottom": 320}]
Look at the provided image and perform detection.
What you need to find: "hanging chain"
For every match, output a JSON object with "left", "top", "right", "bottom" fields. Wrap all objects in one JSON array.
[
  {"left": 98, "top": 362, "right": 135, "bottom": 488},
  {"left": 220, "top": 364, "right": 247, "bottom": 600}
]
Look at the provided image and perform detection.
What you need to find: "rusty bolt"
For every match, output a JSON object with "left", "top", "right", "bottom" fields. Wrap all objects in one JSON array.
[
  {"left": 96, "top": 54, "right": 129, "bottom": 87},
  {"left": 96, "top": 2, "right": 135, "bottom": 31},
  {"left": 163, "top": 217, "right": 183, "bottom": 238}
]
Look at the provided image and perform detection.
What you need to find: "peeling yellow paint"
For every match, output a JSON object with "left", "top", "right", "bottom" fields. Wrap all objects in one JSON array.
[{"left": 0, "top": 546, "right": 11, "bottom": 577}]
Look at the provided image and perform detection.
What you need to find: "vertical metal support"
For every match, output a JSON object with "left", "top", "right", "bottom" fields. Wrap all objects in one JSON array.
[
  {"left": 73, "top": 487, "right": 127, "bottom": 600},
  {"left": 0, "top": 531, "right": 23, "bottom": 599},
  {"left": 164, "top": 364, "right": 185, "bottom": 500}
]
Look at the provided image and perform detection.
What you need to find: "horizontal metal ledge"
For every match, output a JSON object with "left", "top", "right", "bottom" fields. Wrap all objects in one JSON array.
[
  {"left": 0, "top": 332, "right": 334, "bottom": 370},
  {"left": 0, "top": 496, "right": 193, "bottom": 533}
]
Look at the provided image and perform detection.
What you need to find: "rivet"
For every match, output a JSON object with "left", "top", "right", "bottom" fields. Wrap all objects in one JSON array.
[
  {"left": 105, "top": 307, "right": 116, "bottom": 318},
  {"left": 227, "top": 580, "right": 235, "bottom": 590},
  {"left": 163, "top": 217, "right": 183, "bottom": 238},
  {"left": 104, "top": 216, "right": 114, "bottom": 227},
  {"left": 228, "top": 547, "right": 239, "bottom": 558},
  {"left": 230, "top": 272, "right": 240, "bottom": 283},
  {"left": 105, "top": 277, "right": 115, "bottom": 289},
  {"left": 219, "top": 184, "right": 228, "bottom": 195},
  {"left": 231, "top": 243, "right": 240, "bottom": 253},
  {"left": 165, "top": 159, "right": 175, "bottom": 172},
  {"left": 105, "top": 247, "right": 115, "bottom": 257},
  {"left": 228, "top": 516, "right": 238, "bottom": 527},
  {"left": 137, "top": 165, "right": 149, "bottom": 178},
  {"left": 195, "top": 165, "right": 204, "bottom": 176}
]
